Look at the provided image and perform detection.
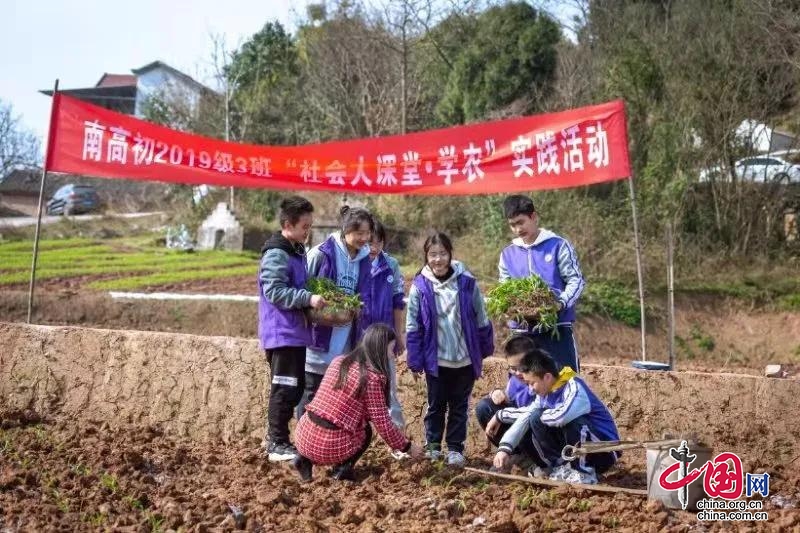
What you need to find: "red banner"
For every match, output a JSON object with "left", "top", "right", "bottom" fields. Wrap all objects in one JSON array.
[{"left": 46, "top": 93, "right": 631, "bottom": 195}]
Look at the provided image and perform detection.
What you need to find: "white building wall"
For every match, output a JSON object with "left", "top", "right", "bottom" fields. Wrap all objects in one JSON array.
[{"left": 134, "top": 67, "right": 201, "bottom": 118}]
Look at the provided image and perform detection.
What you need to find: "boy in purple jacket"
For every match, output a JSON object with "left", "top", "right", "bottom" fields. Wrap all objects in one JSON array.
[
  {"left": 258, "top": 196, "right": 326, "bottom": 462},
  {"left": 499, "top": 195, "right": 585, "bottom": 372}
]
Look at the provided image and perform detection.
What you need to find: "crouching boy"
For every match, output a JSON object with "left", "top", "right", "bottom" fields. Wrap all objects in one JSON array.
[{"left": 492, "top": 348, "right": 620, "bottom": 485}]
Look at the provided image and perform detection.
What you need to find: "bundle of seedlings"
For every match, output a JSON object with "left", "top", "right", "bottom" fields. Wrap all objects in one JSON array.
[
  {"left": 486, "top": 275, "right": 559, "bottom": 333},
  {"left": 305, "top": 277, "right": 363, "bottom": 327}
]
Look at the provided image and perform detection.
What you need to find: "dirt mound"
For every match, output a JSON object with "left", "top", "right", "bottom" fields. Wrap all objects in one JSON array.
[
  {"left": 0, "top": 290, "right": 257, "bottom": 337},
  {"left": 3, "top": 321, "right": 800, "bottom": 467},
  {"left": 4, "top": 289, "right": 800, "bottom": 374}
]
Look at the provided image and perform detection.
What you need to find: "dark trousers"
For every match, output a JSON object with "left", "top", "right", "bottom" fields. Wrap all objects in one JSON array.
[
  {"left": 528, "top": 325, "right": 579, "bottom": 372},
  {"left": 296, "top": 371, "right": 324, "bottom": 420},
  {"left": 474, "top": 397, "right": 537, "bottom": 458},
  {"left": 424, "top": 365, "right": 475, "bottom": 454},
  {"left": 527, "top": 410, "right": 616, "bottom": 474},
  {"left": 265, "top": 347, "right": 306, "bottom": 444}
]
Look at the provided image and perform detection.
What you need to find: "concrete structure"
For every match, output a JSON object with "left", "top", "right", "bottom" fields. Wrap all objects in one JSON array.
[{"left": 196, "top": 202, "right": 243, "bottom": 251}]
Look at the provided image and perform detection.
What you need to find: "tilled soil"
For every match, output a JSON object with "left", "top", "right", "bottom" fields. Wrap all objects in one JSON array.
[{"left": 1, "top": 413, "right": 798, "bottom": 533}]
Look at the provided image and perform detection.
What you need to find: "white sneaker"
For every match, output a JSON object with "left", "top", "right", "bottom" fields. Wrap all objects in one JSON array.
[
  {"left": 391, "top": 450, "right": 410, "bottom": 460},
  {"left": 446, "top": 451, "right": 466, "bottom": 467},
  {"left": 265, "top": 442, "right": 298, "bottom": 462},
  {"left": 565, "top": 466, "right": 598, "bottom": 485},
  {"left": 425, "top": 449, "right": 442, "bottom": 461},
  {"left": 548, "top": 463, "right": 574, "bottom": 481}
]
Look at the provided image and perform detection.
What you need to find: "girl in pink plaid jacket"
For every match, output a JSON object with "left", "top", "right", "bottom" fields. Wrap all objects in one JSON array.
[{"left": 294, "top": 324, "right": 425, "bottom": 481}]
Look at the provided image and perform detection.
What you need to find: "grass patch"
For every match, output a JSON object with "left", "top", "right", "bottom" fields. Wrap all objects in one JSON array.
[
  {"left": 0, "top": 256, "right": 256, "bottom": 285},
  {"left": 580, "top": 281, "right": 641, "bottom": 327},
  {"left": 676, "top": 276, "right": 800, "bottom": 304},
  {"left": 0, "top": 237, "right": 98, "bottom": 253},
  {"left": 778, "top": 293, "right": 800, "bottom": 311},
  {"left": 0, "top": 236, "right": 259, "bottom": 288}
]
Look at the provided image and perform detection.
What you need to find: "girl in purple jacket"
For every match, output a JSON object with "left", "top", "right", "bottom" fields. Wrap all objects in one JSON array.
[{"left": 406, "top": 232, "right": 494, "bottom": 467}]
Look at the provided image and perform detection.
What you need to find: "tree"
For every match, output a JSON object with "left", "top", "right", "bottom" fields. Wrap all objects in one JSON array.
[
  {"left": 572, "top": 0, "right": 800, "bottom": 255},
  {"left": 436, "top": 2, "right": 561, "bottom": 124},
  {"left": 0, "top": 99, "right": 40, "bottom": 179},
  {"left": 294, "top": 2, "right": 405, "bottom": 140},
  {"left": 225, "top": 22, "right": 303, "bottom": 145}
]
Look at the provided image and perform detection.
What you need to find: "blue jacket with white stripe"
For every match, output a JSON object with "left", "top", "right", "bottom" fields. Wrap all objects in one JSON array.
[
  {"left": 497, "top": 368, "right": 619, "bottom": 454},
  {"left": 498, "top": 229, "right": 585, "bottom": 325}
]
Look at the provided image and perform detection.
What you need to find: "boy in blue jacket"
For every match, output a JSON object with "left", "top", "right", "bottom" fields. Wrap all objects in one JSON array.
[
  {"left": 492, "top": 348, "right": 619, "bottom": 485},
  {"left": 258, "top": 196, "right": 326, "bottom": 462},
  {"left": 499, "top": 195, "right": 585, "bottom": 372}
]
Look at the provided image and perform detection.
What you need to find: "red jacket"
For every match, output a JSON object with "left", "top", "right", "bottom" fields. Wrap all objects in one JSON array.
[{"left": 304, "top": 356, "right": 409, "bottom": 452}]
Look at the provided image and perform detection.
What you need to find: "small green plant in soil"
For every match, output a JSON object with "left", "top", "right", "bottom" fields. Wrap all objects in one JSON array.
[
  {"left": 306, "top": 277, "right": 362, "bottom": 312},
  {"left": 100, "top": 472, "right": 119, "bottom": 494},
  {"left": 486, "top": 275, "right": 559, "bottom": 332}
]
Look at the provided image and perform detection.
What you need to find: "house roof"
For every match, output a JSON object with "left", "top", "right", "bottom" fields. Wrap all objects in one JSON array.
[
  {"left": 132, "top": 60, "right": 216, "bottom": 94},
  {"left": 0, "top": 168, "right": 44, "bottom": 194},
  {"left": 39, "top": 61, "right": 217, "bottom": 101},
  {"left": 95, "top": 73, "right": 137, "bottom": 88}
]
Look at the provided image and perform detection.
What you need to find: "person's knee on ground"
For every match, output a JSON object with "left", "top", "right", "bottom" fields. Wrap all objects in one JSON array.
[{"left": 474, "top": 396, "right": 497, "bottom": 429}]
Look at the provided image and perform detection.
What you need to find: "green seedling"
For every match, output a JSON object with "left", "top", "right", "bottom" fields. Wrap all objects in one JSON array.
[
  {"left": 537, "top": 489, "right": 558, "bottom": 508},
  {"left": 567, "top": 499, "right": 592, "bottom": 512},
  {"left": 306, "top": 277, "right": 363, "bottom": 312},
  {"left": 83, "top": 512, "right": 107, "bottom": 527},
  {"left": 124, "top": 495, "right": 145, "bottom": 511},
  {"left": 100, "top": 472, "right": 119, "bottom": 494},
  {"left": 146, "top": 512, "right": 165, "bottom": 533},
  {"left": 70, "top": 463, "right": 92, "bottom": 476},
  {"left": 52, "top": 489, "right": 70, "bottom": 513},
  {"left": 486, "top": 275, "right": 559, "bottom": 333},
  {"left": 517, "top": 487, "right": 538, "bottom": 511}
]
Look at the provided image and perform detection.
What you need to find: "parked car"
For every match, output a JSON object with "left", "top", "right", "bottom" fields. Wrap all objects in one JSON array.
[
  {"left": 46, "top": 184, "right": 101, "bottom": 215},
  {"left": 699, "top": 150, "right": 800, "bottom": 184}
]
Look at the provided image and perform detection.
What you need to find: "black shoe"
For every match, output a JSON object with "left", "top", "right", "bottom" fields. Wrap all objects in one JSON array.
[
  {"left": 265, "top": 441, "right": 297, "bottom": 462},
  {"left": 330, "top": 463, "right": 356, "bottom": 481},
  {"left": 293, "top": 455, "right": 313, "bottom": 482}
]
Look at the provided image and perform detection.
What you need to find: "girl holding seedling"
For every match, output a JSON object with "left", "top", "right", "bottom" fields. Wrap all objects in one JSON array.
[
  {"left": 299, "top": 206, "right": 374, "bottom": 417},
  {"left": 406, "top": 232, "right": 494, "bottom": 467},
  {"left": 293, "top": 324, "right": 425, "bottom": 482}
]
